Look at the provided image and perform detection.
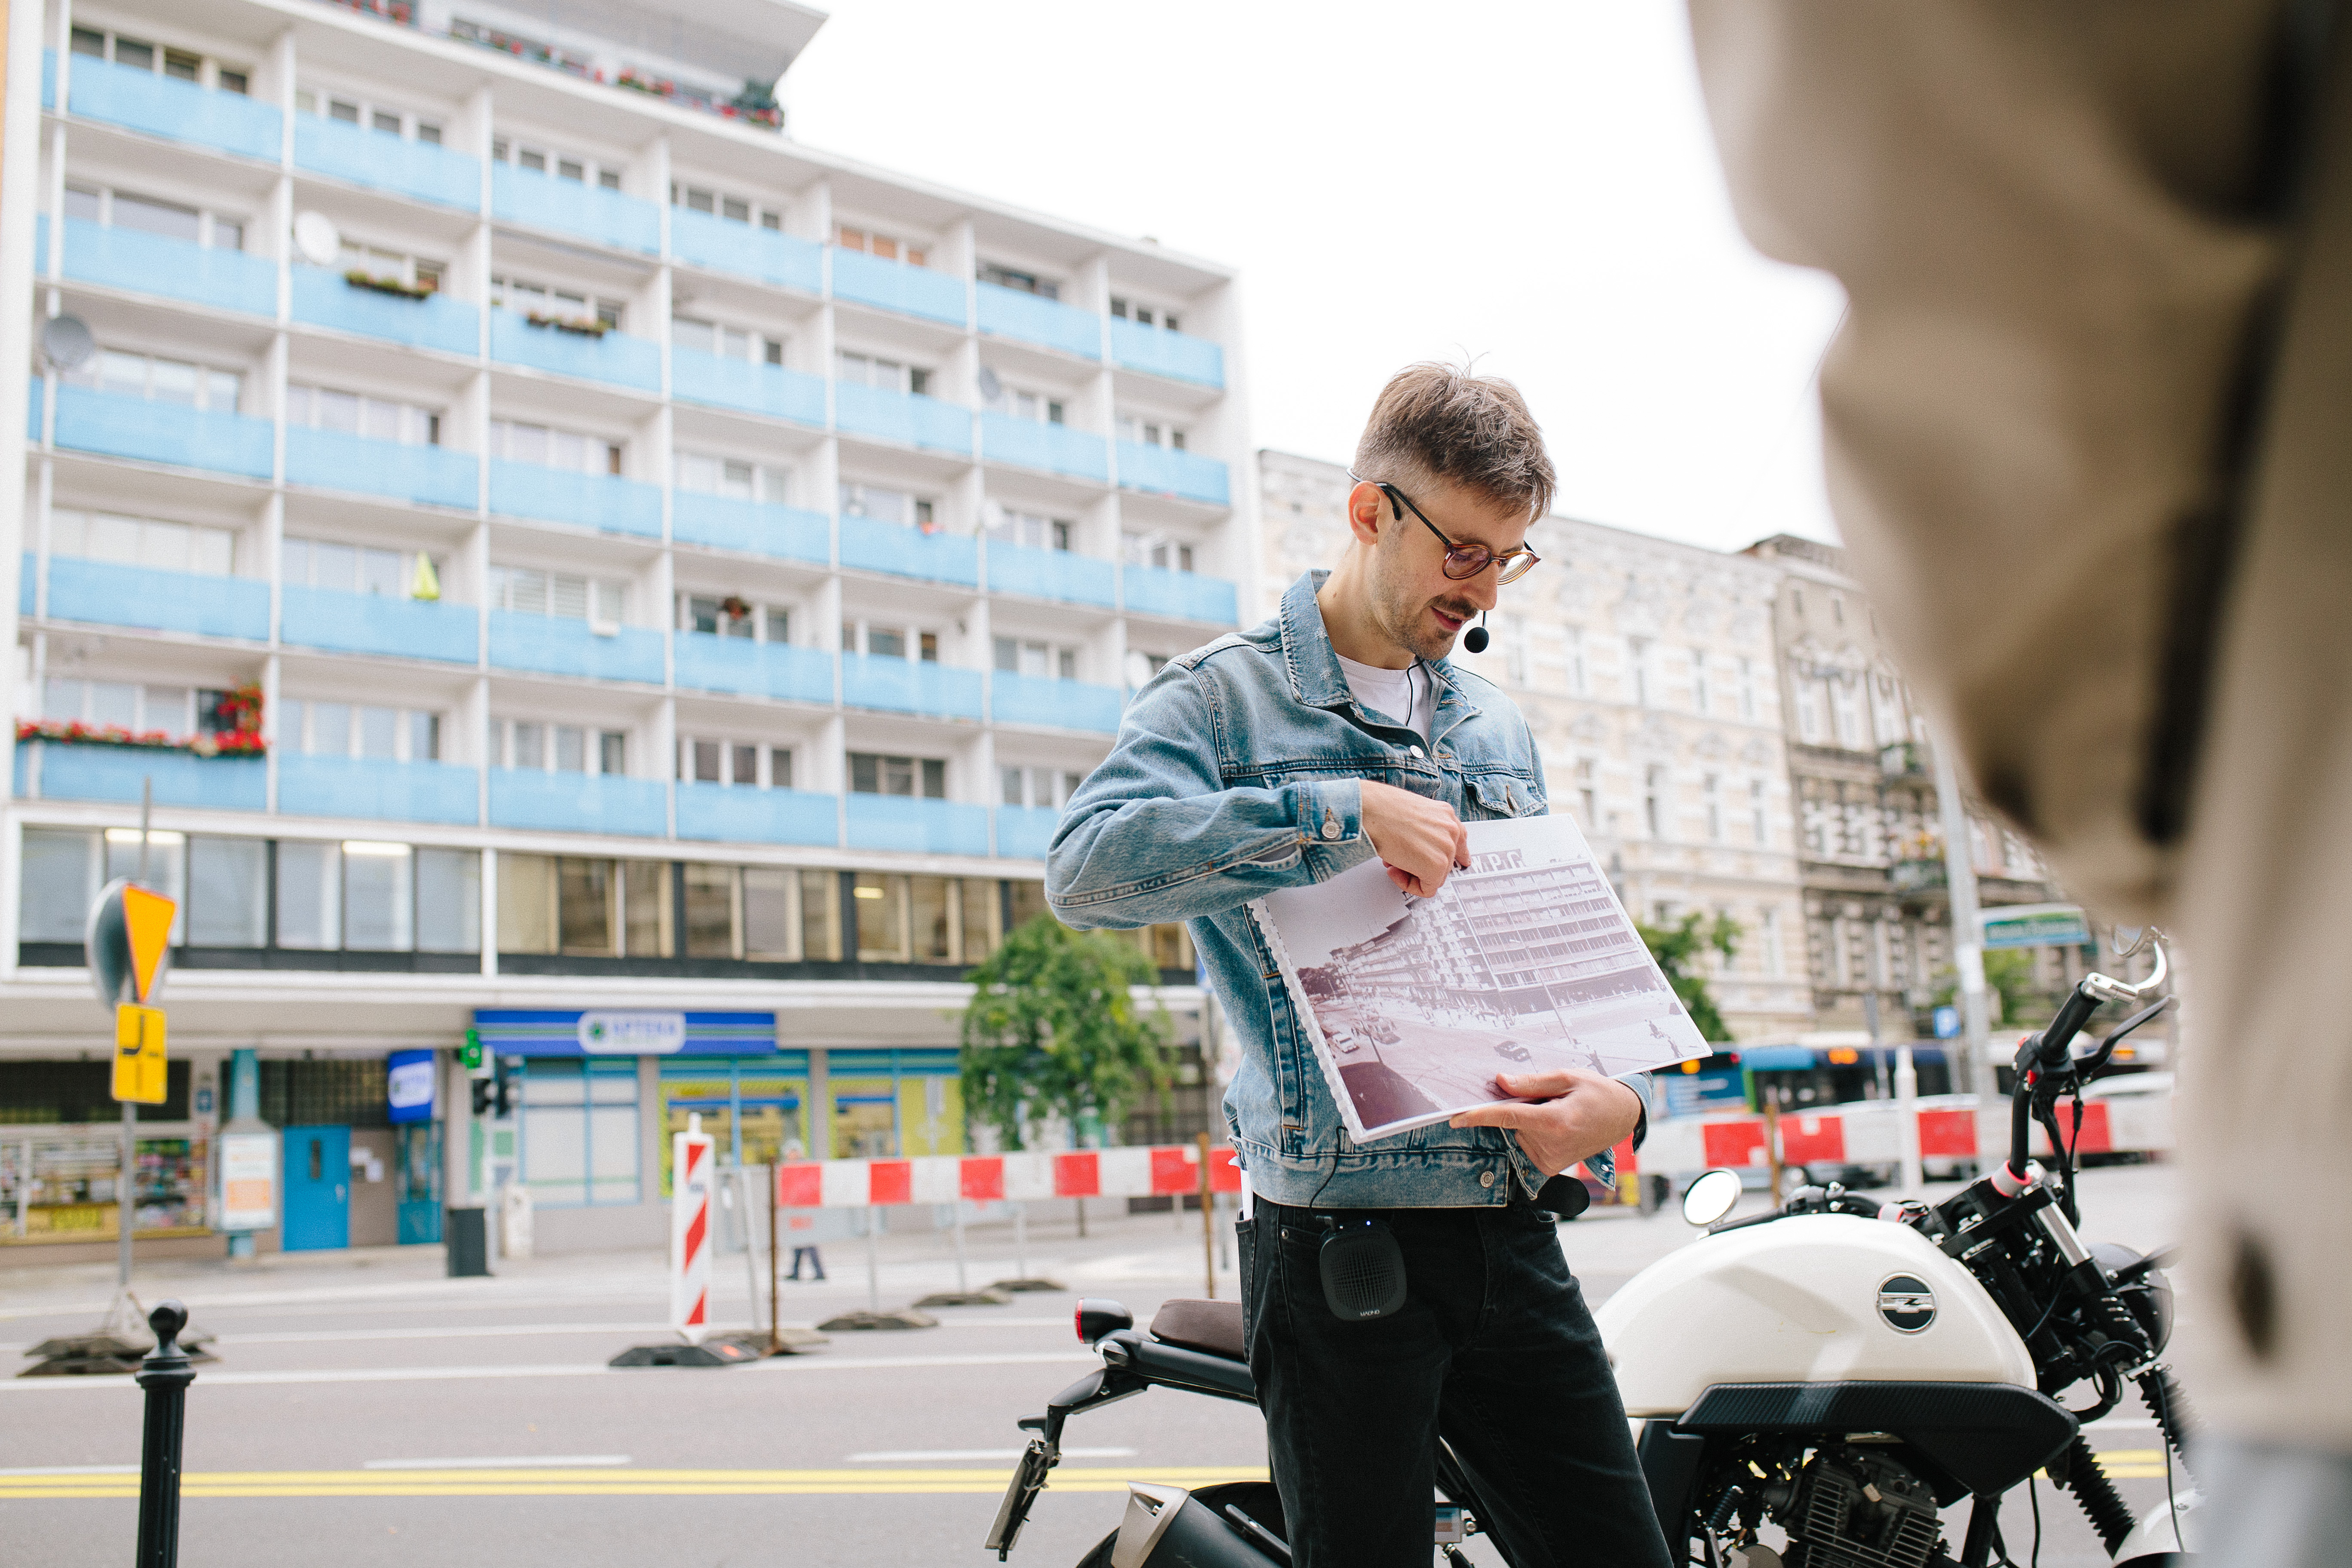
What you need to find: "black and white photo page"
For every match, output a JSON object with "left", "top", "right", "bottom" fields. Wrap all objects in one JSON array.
[{"left": 1250, "top": 813, "right": 1710, "bottom": 1142}]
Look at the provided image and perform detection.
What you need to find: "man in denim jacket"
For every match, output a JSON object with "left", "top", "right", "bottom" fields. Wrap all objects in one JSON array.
[{"left": 1049, "top": 364, "right": 1670, "bottom": 1567}]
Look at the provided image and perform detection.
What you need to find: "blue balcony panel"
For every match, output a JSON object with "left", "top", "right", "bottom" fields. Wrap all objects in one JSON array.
[
  {"left": 671, "top": 349, "right": 825, "bottom": 425},
  {"left": 60, "top": 219, "right": 275, "bottom": 317},
  {"left": 279, "top": 754, "right": 480, "bottom": 826},
  {"left": 487, "top": 459, "right": 662, "bottom": 537},
  {"left": 1123, "top": 564, "right": 1238, "bottom": 626},
  {"left": 672, "top": 634, "right": 834, "bottom": 704},
  {"left": 991, "top": 673, "right": 1124, "bottom": 734},
  {"left": 286, "top": 427, "right": 478, "bottom": 511},
  {"left": 27, "top": 378, "right": 41, "bottom": 442},
  {"left": 980, "top": 413, "right": 1110, "bottom": 483},
  {"left": 988, "top": 542, "right": 1118, "bottom": 609},
  {"left": 976, "top": 282, "right": 1102, "bottom": 360},
  {"left": 671, "top": 492, "right": 829, "bottom": 565},
  {"left": 18, "top": 553, "right": 31, "bottom": 615},
  {"left": 845, "top": 795, "right": 989, "bottom": 857},
  {"left": 488, "top": 770, "right": 666, "bottom": 837},
  {"left": 48, "top": 557, "right": 267, "bottom": 640},
  {"left": 281, "top": 585, "right": 478, "bottom": 664},
  {"left": 1117, "top": 441, "right": 1231, "bottom": 508},
  {"left": 294, "top": 113, "right": 482, "bottom": 209},
  {"left": 490, "top": 163, "right": 660, "bottom": 254},
  {"left": 834, "top": 382, "right": 972, "bottom": 456},
  {"left": 995, "top": 805, "right": 1063, "bottom": 861},
  {"left": 1109, "top": 318, "right": 1225, "bottom": 388},
  {"left": 676, "top": 783, "right": 839, "bottom": 847},
  {"left": 291, "top": 268, "right": 479, "bottom": 356},
  {"left": 488, "top": 309, "right": 660, "bottom": 392},
  {"left": 52, "top": 385, "right": 273, "bottom": 478},
  {"left": 68, "top": 57, "right": 282, "bottom": 162},
  {"left": 829, "top": 249, "right": 967, "bottom": 326},
  {"left": 838, "top": 522, "right": 978, "bottom": 588},
  {"left": 840, "top": 656, "right": 983, "bottom": 722},
  {"left": 487, "top": 613, "right": 665, "bottom": 684},
  {"left": 42, "top": 49, "right": 53, "bottom": 111},
  {"left": 21, "top": 743, "right": 265, "bottom": 811},
  {"left": 670, "top": 208, "right": 822, "bottom": 292}
]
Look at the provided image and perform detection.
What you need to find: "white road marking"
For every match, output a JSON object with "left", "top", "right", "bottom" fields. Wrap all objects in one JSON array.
[
  {"left": 363, "top": 1455, "right": 631, "bottom": 1470},
  {"left": 3, "top": 1316, "right": 1077, "bottom": 1355},
  {"left": 845, "top": 1447, "right": 1136, "bottom": 1462},
  {"left": 0, "top": 1349, "right": 1099, "bottom": 1393}
]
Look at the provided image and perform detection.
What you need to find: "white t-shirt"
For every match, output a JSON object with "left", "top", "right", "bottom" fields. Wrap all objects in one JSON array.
[{"left": 1335, "top": 652, "right": 1432, "bottom": 742}]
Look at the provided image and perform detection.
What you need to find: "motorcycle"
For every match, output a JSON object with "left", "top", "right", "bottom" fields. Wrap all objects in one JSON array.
[{"left": 983, "top": 927, "right": 2192, "bottom": 1568}]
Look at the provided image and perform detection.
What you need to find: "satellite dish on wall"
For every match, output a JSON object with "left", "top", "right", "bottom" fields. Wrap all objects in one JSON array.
[
  {"left": 975, "top": 365, "right": 1002, "bottom": 403},
  {"left": 40, "top": 314, "right": 95, "bottom": 371},
  {"left": 292, "top": 210, "right": 342, "bottom": 269}
]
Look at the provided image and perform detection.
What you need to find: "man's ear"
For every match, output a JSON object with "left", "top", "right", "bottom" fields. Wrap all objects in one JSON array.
[{"left": 1346, "top": 481, "right": 1387, "bottom": 548}]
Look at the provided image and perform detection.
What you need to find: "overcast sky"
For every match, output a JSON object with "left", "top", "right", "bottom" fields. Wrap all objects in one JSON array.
[{"left": 786, "top": 1, "right": 1846, "bottom": 556}]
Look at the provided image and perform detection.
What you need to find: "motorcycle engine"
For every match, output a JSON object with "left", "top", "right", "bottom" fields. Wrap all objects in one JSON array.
[{"left": 1778, "top": 1446, "right": 1942, "bottom": 1568}]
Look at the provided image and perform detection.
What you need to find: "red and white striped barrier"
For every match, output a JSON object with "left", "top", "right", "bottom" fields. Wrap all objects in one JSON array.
[
  {"left": 1628, "top": 1093, "right": 2175, "bottom": 1180},
  {"left": 776, "top": 1142, "right": 1244, "bottom": 1209},
  {"left": 671, "top": 1116, "right": 715, "bottom": 1339}
]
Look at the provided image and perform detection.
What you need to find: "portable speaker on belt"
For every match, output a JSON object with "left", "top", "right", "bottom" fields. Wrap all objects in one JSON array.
[{"left": 1317, "top": 1216, "right": 1408, "bottom": 1320}]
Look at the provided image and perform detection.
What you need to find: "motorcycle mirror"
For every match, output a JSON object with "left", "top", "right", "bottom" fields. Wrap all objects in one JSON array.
[
  {"left": 2110, "top": 925, "right": 2149, "bottom": 957},
  {"left": 1681, "top": 1169, "right": 1743, "bottom": 1228}
]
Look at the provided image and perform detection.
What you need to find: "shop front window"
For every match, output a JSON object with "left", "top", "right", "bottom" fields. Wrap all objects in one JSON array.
[{"left": 517, "top": 1057, "right": 640, "bottom": 1208}]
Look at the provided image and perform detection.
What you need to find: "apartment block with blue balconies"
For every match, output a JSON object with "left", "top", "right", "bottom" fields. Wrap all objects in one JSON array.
[{"left": 1, "top": 0, "right": 1235, "bottom": 1260}]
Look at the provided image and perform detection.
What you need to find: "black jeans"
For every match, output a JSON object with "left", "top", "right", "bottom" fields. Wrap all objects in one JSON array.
[{"left": 1239, "top": 1199, "right": 1670, "bottom": 1568}]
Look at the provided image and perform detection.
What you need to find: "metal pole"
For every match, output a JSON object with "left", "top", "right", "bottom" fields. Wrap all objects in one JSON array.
[
  {"left": 134, "top": 1299, "right": 195, "bottom": 1568},
  {"left": 1932, "top": 735, "right": 1998, "bottom": 1099},
  {"left": 865, "top": 1206, "right": 879, "bottom": 1313},
  {"left": 122, "top": 779, "right": 152, "bottom": 1292},
  {"left": 1014, "top": 1201, "right": 1027, "bottom": 1280},
  {"left": 766, "top": 1164, "right": 780, "bottom": 1355},
  {"left": 952, "top": 1202, "right": 969, "bottom": 1294},
  {"left": 1764, "top": 1090, "right": 1785, "bottom": 1207},
  {"left": 1197, "top": 1133, "right": 1215, "bottom": 1300}
]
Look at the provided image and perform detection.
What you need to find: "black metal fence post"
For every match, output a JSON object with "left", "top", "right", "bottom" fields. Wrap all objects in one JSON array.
[{"left": 134, "top": 1299, "right": 195, "bottom": 1568}]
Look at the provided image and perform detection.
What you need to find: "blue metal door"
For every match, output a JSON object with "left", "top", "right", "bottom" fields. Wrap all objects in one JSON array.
[{"left": 281, "top": 1125, "right": 350, "bottom": 1251}]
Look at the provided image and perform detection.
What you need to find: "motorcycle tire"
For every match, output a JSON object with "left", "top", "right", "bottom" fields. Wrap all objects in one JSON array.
[{"left": 1071, "top": 1481, "right": 1287, "bottom": 1566}]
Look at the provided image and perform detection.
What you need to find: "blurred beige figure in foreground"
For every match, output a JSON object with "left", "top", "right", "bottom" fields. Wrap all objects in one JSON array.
[{"left": 1688, "top": 2, "right": 2352, "bottom": 1558}]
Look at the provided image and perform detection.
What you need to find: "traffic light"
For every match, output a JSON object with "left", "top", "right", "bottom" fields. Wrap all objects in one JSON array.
[
  {"left": 460, "top": 1027, "right": 484, "bottom": 1074},
  {"left": 471, "top": 1075, "right": 493, "bottom": 1118},
  {"left": 493, "top": 1056, "right": 517, "bottom": 1119}
]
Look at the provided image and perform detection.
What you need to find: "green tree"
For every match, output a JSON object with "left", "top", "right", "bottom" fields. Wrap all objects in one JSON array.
[
  {"left": 960, "top": 914, "right": 1174, "bottom": 1152},
  {"left": 1936, "top": 948, "right": 2040, "bottom": 1027},
  {"left": 1638, "top": 912, "right": 1743, "bottom": 1042}
]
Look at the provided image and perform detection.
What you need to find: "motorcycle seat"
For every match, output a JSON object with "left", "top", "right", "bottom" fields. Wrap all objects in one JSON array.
[{"left": 1150, "top": 1298, "right": 1246, "bottom": 1363}]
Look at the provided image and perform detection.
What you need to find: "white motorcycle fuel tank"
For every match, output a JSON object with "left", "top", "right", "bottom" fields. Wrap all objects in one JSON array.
[{"left": 1596, "top": 1214, "right": 2035, "bottom": 1418}]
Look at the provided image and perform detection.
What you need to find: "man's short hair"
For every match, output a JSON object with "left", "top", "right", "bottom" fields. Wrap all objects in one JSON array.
[{"left": 1351, "top": 362, "right": 1556, "bottom": 523}]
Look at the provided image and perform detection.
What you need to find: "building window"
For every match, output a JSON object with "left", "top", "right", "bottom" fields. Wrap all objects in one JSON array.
[
  {"left": 676, "top": 737, "right": 795, "bottom": 791},
  {"left": 62, "top": 346, "right": 242, "bottom": 414},
  {"left": 1568, "top": 628, "right": 1588, "bottom": 696},
  {"left": 1831, "top": 678, "right": 1865, "bottom": 750},
  {"left": 1690, "top": 649, "right": 1710, "bottom": 714},
  {"left": 490, "top": 566, "right": 626, "bottom": 625},
  {"left": 849, "top": 753, "right": 946, "bottom": 799},
  {"left": 673, "top": 315, "right": 786, "bottom": 365},
  {"left": 1738, "top": 655, "right": 1757, "bottom": 720},
  {"left": 1796, "top": 679, "right": 1825, "bottom": 744},
  {"left": 1109, "top": 297, "right": 1181, "bottom": 334},
  {"left": 1575, "top": 757, "right": 1599, "bottom": 828},
  {"left": 983, "top": 379, "right": 1065, "bottom": 424},
  {"left": 1763, "top": 908, "right": 1784, "bottom": 976},
  {"left": 488, "top": 134, "right": 622, "bottom": 189},
  {"left": 992, "top": 508, "right": 1072, "bottom": 552},
  {"left": 677, "top": 593, "right": 790, "bottom": 644},
  {"left": 496, "top": 854, "right": 670, "bottom": 957},
  {"left": 676, "top": 451, "right": 791, "bottom": 504},
  {"left": 61, "top": 182, "right": 245, "bottom": 252},
  {"left": 1116, "top": 414, "right": 1187, "bottom": 450},
  {"left": 994, "top": 638, "right": 1080, "bottom": 681},
  {"left": 1001, "top": 766, "right": 1082, "bottom": 810},
  {"left": 1704, "top": 773, "right": 1722, "bottom": 841},
  {"left": 489, "top": 419, "right": 622, "bottom": 476},
  {"left": 294, "top": 88, "right": 441, "bottom": 144},
  {"left": 287, "top": 383, "right": 441, "bottom": 447},
  {"left": 50, "top": 509, "right": 235, "bottom": 576},
  {"left": 833, "top": 223, "right": 928, "bottom": 268},
  {"left": 1629, "top": 639, "right": 1653, "bottom": 708},
  {"left": 670, "top": 182, "right": 782, "bottom": 230},
  {"left": 1644, "top": 765, "right": 1669, "bottom": 839},
  {"left": 42, "top": 679, "right": 234, "bottom": 742},
  {"left": 1750, "top": 778, "right": 1768, "bottom": 845},
  {"left": 336, "top": 239, "right": 443, "bottom": 293},
  {"left": 71, "top": 27, "right": 248, "bottom": 92},
  {"left": 1502, "top": 615, "right": 1530, "bottom": 686},
  {"left": 839, "top": 481, "right": 936, "bottom": 533},
  {"left": 836, "top": 349, "right": 930, "bottom": 397},
  {"left": 517, "top": 1057, "right": 641, "bottom": 1209},
  {"left": 490, "top": 273, "right": 624, "bottom": 330},
  {"left": 495, "top": 718, "right": 629, "bottom": 776},
  {"left": 842, "top": 619, "right": 939, "bottom": 662},
  {"left": 279, "top": 698, "right": 442, "bottom": 763},
  {"left": 980, "top": 263, "right": 1059, "bottom": 300},
  {"left": 285, "top": 536, "right": 439, "bottom": 599},
  {"left": 850, "top": 873, "right": 986, "bottom": 966},
  {"left": 1122, "top": 530, "right": 1194, "bottom": 573}
]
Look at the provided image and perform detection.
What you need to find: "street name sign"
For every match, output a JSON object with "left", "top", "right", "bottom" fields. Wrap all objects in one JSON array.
[{"left": 1980, "top": 904, "right": 2092, "bottom": 951}]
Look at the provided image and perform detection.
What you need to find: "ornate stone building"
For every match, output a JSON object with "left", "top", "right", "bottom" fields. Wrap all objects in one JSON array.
[
  {"left": 1261, "top": 451, "right": 1814, "bottom": 1041},
  {"left": 1743, "top": 536, "right": 2064, "bottom": 1037}
]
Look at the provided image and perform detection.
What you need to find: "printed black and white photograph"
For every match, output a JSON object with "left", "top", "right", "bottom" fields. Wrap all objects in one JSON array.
[{"left": 1253, "top": 814, "right": 1709, "bottom": 1141}]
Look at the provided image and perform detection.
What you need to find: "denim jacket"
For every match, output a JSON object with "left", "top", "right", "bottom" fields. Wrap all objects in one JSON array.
[{"left": 1049, "top": 570, "right": 1642, "bottom": 1209}]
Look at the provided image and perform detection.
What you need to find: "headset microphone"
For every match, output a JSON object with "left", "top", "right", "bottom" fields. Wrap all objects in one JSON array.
[{"left": 1462, "top": 612, "right": 1489, "bottom": 654}]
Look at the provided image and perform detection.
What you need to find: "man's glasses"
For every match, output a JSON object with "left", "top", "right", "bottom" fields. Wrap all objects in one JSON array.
[{"left": 1348, "top": 470, "right": 1540, "bottom": 585}]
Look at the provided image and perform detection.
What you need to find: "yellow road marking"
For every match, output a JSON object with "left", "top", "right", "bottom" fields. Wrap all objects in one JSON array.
[{"left": 0, "top": 1464, "right": 1271, "bottom": 1501}]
